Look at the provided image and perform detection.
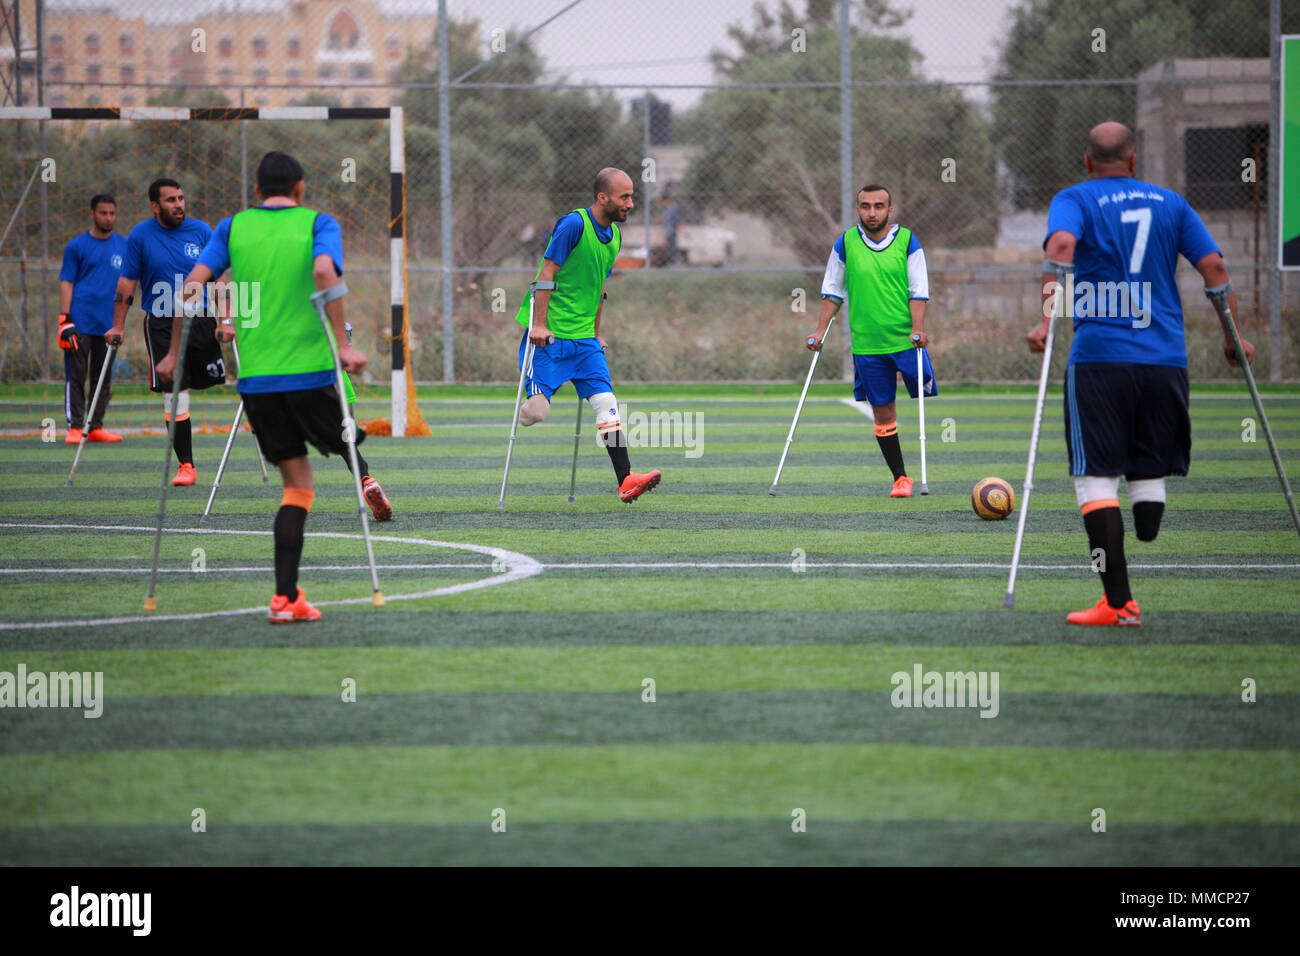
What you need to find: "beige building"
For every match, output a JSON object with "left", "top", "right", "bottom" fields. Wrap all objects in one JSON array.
[{"left": 35, "top": 1, "right": 439, "bottom": 108}]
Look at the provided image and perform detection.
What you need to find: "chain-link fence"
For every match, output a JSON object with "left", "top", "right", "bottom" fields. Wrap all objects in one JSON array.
[{"left": 3, "top": 0, "right": 1298, "bottom": 385}]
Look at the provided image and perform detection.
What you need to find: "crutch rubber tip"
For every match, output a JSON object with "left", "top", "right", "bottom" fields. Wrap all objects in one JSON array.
[
  {"left": 567, "top": 496, "right": 576, "bottom": 503},
  {"left": 261, "top": 475, "right": 270, "bottom": 484},
  {"left": 65, "top": 479, "right": 73, "bottom": 487},
  {"left": 768, "top": 485, "right": 780, "bottom": 496},
  {"left": 1002, "top": 592, "right": 1015, "bottom": 610},
  {"left": 143, "top": 596, "right": 157, "bottom": 612},
  {"left": 199, "top": 515, "right": 210, "bottom": 526},
  {"left": 372, "top": 591, "right": 385, "bottom": 608},
  {"left": 920, "top": 485, "right": 929, "bottom": 495},
  {"left": 496, "top": 501, "right": 506, "bottom": 510}
]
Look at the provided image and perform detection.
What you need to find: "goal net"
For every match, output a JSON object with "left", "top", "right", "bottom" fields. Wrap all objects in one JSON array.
[{"left": 0, "top": 105, "right": 429, "bottom": 436}]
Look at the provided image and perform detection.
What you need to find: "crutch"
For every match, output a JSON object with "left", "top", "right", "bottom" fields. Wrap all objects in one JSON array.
[
  {"left": 311, "top": 285, "right": 384, "bottom": 607},
  {"left": 912, "top": 333, "right": 929, "bottom": 496},
  {"left": 144, "top": 317, "right": 193, "bottom": 612},
  {"left": 770, "top": 315, "right": 834, "bottom": 495},
  {"left": 567, "top": 399, "right": 583, "bottom": 503},
  {"left": 498, "top": 280, "right": 554, "bottom": 510},
  {"left": 199, "top": 399, "right": 247, "bottom": 525},
  {"left": 1004, "top": 263, "right": 1067, "bottom": 609},
  {"left": 65, "top": 339, "right": 118, "bottom": 487},
  {"left": 231, "top": 339, "right": 270, "bottom": 484},
  {"left": 1207, "top": 282, "right": 1300, "bottom": 539}
]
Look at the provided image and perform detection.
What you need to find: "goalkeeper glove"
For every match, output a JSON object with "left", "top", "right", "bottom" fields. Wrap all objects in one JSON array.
[{"left": 57, "top": 315, "right": 78, "bottom": 352}]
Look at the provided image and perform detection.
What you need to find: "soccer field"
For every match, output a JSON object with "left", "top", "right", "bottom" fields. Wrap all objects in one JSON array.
[{"left": 1, "top": 382, "right": 1298, "bottom": 866}]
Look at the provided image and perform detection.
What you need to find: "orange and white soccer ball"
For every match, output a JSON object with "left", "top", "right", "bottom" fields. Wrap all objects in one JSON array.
[{"left": 972, "top": 477, "right": 1016, "bottom": 520}]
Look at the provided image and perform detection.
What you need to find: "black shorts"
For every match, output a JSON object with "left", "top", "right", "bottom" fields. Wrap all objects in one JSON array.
[
  {"left": 142, "top": 314, "right": 227, "bottom": 392},
  {"left": 1064, "top": 362, "right": 1190, "bottom": 478},
  {"left": 241, "top": 386, "right": 365, "bottom": 465}
]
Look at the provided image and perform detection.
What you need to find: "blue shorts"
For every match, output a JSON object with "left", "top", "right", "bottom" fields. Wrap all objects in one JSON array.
[
  {"left": 518, "top": 332, "right": 612, "bottom": 402},
  {"left": 1064, "top": 362, "right": 1190, "bottom": 478},
  {"left": 852, "top": 348, "right": 938, "bottom": 406}
]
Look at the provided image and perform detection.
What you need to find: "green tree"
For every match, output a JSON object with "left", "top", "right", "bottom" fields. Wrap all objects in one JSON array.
[
  {"left": 994, "top": 0, "right": 1300, "bottom": 208},
  {"left": 398, "top": 19, "right": 642, "bottom": 269},
  {"left": 679, "top": 0, "right": 996, "bottom": 266}
]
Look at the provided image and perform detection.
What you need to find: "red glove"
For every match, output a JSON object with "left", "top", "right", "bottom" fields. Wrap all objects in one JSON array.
[{"left": 58, "top": 315, "right": 78, "bottom": 352}]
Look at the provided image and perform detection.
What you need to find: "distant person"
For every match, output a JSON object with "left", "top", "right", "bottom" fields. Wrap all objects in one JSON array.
[
  {"left": 58, "top": 193, "right": 128, "bottom": 444},
  {"left": 662, "top": 193, "right": 680, "bottom": 265},
  {"left": 1028, "top": 121, "right": 1254, "bottom": 627}
]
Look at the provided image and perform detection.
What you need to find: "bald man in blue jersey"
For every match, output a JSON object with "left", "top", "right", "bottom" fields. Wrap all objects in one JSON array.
[{"left": 1028, "top": 121, "right": 1255, "bottom": 626}]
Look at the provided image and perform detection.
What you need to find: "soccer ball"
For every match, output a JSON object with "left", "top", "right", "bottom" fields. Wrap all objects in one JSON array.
[{"left": 972, "top": 477, "right": 1015, "bottom": 520}]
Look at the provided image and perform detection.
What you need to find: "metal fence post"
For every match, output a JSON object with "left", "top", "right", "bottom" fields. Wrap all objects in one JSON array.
[
  {"left": 839, "top": 0, "right": 853, "bottom": 381},
  {"left": 1269, "top": 0, "right": 1283, "bottom": 381},
  {"left": 439, "top": 0, "right": 454, "bottom": 383}
]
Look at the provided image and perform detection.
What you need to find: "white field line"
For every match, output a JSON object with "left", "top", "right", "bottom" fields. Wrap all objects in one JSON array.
[
  {"left": 838, "top": 398, "right": 876, "bottom": 419},
  {"left": 0, "top": 522, "right": 542, "bottom": 630}
]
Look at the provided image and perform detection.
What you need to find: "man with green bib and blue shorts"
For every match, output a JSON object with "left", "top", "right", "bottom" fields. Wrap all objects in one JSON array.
[
  {"left": 159, "top": 151, "right": 385, "bottom": 622},
  {"left": 514, "top": 167, "right": 661, "bottom": 502},
  {"left": 809, "top": 184, "right": 935, "bottom": 497}
]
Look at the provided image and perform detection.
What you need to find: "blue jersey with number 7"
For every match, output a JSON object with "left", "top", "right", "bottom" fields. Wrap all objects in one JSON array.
[{"left": 1044, "top": 176, "right": 1219, "bottom": 368}]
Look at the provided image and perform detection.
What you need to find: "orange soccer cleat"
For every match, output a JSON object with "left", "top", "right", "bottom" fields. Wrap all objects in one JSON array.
[
  {"left": 172, "top": 462, "right": 197, "bottom": 486},
  {"left": 267, "top": 587, "right": 322, "bottom": 624},
  {"left": 86, "top": 427, "right": 123, "bottom": 442},
  {"left": 1066, "top": 596, "right": 1141, "bottom": 627},
  {"left": 362, "top": 476, "right": 393, "bottom": 521},
  {"left": 890, "top": 475, "right": 913, "bottom": 498},
  {"left": 65, "top": 428, "right": 83, "bottom": 445},
  {"left": 618, "top": 469, "right": 662, "bottom": 503}
]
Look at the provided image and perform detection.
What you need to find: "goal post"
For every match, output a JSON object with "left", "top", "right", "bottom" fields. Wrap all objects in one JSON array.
[{"left": 0, "top": 104, "right": 428, "bottom": 436}]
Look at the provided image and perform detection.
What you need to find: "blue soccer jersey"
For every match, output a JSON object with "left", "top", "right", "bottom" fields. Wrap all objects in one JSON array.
[
  {"left": 121, "top": 216, "right": 214, "bottom": 318},
  {"left": 1044, "top": 177, "right": 1219, "bottom": 368},
  {"left": 59, "top": 231, "right": 128, "bottom": 334}
]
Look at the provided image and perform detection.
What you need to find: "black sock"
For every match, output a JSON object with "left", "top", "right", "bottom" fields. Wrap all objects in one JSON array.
[
  {"left": 1133, "top": 501, "right": 1165, "bottom": 542},
  {"left": 172, "top": 418, "right": 193, "bottom": 465},
  {"left": 876, "top": 430, "right": 906, "bottom": 479},
  {"left": 342, "top": 450, "right": 370, "bottom": 479},
  {"left": 603, "top": 428, "right": 631, "bottom": 484},
  {"left": 1083, "top": 506, "right": 1131, "bottom": 608},
  {"left": 273, "top": 505, "right": 307, "bottom": 600}
]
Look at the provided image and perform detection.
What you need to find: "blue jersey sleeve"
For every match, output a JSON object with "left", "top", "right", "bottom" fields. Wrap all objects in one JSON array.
[
  {"left": 59, "top": 239, "right": 80, "bottom": 284},
  {"left": 197, "top": 218, "right": 233, "bottom": 276},
  {"left": 543, "top": 212, "right": 584, "bottom": 267},
  {"left": 313, "top": 212, "right": 344, "bottom": 275},
  {"left": 121, "top": 229, "right": 143, "bottom": 281},
  {"left": 906, "top": 232, "right": 922, "bottom": 256},
  {"left": 1044, "top": 192, "right": 1085, "bottom": 245},
  {"left": 1176, "top": 195, "right": 1219, "bottom": 265},
  {"left": 832, "top": 235, "right": 846, "bottom": 263}
]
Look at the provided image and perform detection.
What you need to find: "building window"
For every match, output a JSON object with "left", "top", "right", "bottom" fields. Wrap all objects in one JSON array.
[
  {"left": 387, "top": 36, "right": 401, "bottom": 59},
  {"left": 318, "top": 65, "right": 335, "bottom": 79},
  {"left": 121, "top": 65, "right": 134, "bottom": 83},
  {"left": 86, "top": 63, "right": 101, "bottom": 82},
  {"left": 119, "top": 33, "right": 134, "bottom": 56},
  {"left": 252, "top": 36, "right": 267, "bottom": 58},
  {"left": 123, "top": 93, "right": 135, "bottom": 106},
  {"left": 351, "top": 63, "right": 372, "bottom": 79},
  {"left": 351, "top": 94, "right": 370, "bottom": 107},
  {"left": 326, "top": 11, "right": 361, "bottom": 51},
  {"left": 253, "top": 68, "right": 268, "bottom": 84},
  {"left": 219, "top": 67, "right": 234, "bottom": 84},
  {"left": 287, "top": 37, "right": 301, "bottom": 58},
  {"left": 50, "top": 63, "right": 65, "bottom": 81},
  {"left": 85, "top": 33, "right": 100, "bottom": 56},
  {"left": 218, "top": 36, "right": 233, "bottom": 58},
  {"left": 288, "top": 68, "right": 302, "bottom": 86},
  {"left": 50, "top": 34, "right": 65, "bottom": 57},
  {"left": 51, "top": 94, "right": 67, "bottom": 107}
]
